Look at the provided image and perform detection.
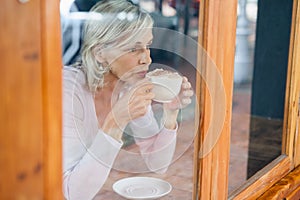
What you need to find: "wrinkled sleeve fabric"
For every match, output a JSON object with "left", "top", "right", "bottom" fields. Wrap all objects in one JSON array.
[
  {"left": 63, "top": 69, "right": 122, "bottom": 200},
  {"left": 129, "top": 106, "right": 177, "bottom": 174}
]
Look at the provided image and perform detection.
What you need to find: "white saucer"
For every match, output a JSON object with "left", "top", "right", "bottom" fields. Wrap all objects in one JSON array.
[{"left": 112, "top": 177, "right": 172, "bottom": 200}]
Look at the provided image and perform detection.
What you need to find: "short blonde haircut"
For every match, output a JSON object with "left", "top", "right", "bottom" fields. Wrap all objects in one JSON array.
[{"left": 81, "top": 0, "right": 153, "bottom": 91}]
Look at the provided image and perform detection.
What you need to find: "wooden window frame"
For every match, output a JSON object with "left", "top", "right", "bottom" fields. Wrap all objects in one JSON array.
[
  {"left": 41, "top": 0, "right": 63, "bottom": 199},
  {"left": 0, "top": 0, "right": 62, "bottom": 199},
  {"left": 193, "top": 0, "right": 300, "bottom": 199},
  {"left": 2, "top": 0, "right": 298, "bottom": 199}
]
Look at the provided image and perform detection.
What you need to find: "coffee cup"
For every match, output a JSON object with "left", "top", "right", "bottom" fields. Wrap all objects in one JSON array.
[{"left": 146, "top": 69, "right": 183, "bottom": 103}]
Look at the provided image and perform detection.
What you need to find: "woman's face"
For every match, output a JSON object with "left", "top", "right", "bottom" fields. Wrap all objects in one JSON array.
[{"left": 99, "top": 29, "right": 153, "bottom": 84}]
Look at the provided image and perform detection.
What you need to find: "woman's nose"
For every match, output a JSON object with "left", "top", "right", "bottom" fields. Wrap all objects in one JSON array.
[{"left": 139, "top": 48, "right": 152, "bottom": 65}]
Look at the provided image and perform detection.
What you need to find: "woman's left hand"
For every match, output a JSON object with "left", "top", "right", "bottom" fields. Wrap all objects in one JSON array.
[{"left": 164, "top": 76, "right": 194, "bottom": 110}]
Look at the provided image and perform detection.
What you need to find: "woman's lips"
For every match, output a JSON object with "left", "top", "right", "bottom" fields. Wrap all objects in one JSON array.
[{"left": 136, "top": 71, "right": 148, "bottom": 78}]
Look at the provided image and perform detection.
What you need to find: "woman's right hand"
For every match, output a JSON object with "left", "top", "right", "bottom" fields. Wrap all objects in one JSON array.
[
  {"left": 113, "top": 79, "right": 155, "bottom": 127},
  {"left": 102, "top": 79, "right": 155, "bottom": 141}
]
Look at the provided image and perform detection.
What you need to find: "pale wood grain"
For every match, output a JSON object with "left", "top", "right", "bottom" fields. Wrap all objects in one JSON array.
[
  {"left": 289, "top": 0, "right": 300, "bottom": 167},
  {"left": 40, "top": 0, "right": 63, "bottom": 199},
  {"left": 229, "top": 156, "right": 292, "bottom": 200},
  {"left": 286, "top": 188, "right": 300, "bottom": 200},
  {"left": 282, "top": 0, "right": 300, "bottom": 167},
  {"left": 0, "top": 1, "right": 44, "bottom": 199},
  {"left": 0, "top": 0, "right": 63, "bottom": 199},
  {"left": 258, "top": 165, "right": 300, "bottom": 199},
  {"left": 195, "top": 0, "right": 237, "bottom": 199}
]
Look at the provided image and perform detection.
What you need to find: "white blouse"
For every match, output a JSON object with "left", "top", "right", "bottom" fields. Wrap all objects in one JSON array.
[{"left": 63, "top": 67, "right": 177, "bottom": 200}]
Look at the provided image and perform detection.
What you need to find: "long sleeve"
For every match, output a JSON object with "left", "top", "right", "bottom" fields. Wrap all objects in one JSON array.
[
  {"left": 63, "top": 131, "right": 122, "bottom": 200},
  {"left": 63, "top": 69, "right": 122, "bottom": 200},
  {"left": 129, "top": 107, "right": 177, "bottom": 173}
]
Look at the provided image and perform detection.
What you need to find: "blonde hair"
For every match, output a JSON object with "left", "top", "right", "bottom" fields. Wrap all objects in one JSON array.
[{"left": 80, "top": 0, "right": 153, "bottom": 91}]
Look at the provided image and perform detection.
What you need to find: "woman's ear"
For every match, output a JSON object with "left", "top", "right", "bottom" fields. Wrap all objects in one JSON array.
[{"left": 93, "top": 47, "right": 106, "bottom": 63}]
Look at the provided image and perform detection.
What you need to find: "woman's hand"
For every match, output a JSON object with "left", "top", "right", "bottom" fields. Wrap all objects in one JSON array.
[
  {"left": 161, "top": 76, "right": 193, "bottom": 130},
  {"left": 164, "top": 76, "right": 194, "bottom": 111},
  {"left": 105, "top": 79, "right": 155, "bottom": 131}
]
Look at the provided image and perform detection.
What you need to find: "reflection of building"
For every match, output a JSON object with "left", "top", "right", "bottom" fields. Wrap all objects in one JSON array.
[
  {"left": 230, "top": 0, "right": 295, "bottom": 195},
  {"left": 248, "top": 0, "right": 293, "bottom": 179},
  {"left": 234, "top": 0, "right": 252, "bottom": 84}
]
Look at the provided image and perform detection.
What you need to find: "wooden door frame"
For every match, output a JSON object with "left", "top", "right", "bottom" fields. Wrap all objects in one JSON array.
[
  {"left": 0, "top": 0, "right": 62, "bottom": 199},
  {"left": 42, "top": 0, "right": 300, "bottom": 199},
  {"left": 193, "top": 0, "right": 237, "bottom": 199},
  {"left": 193, "top": 0, "right": 300, "bottom": 199},
  {"left": 8, "top": 0, "right": 297, "bottom": 198},
  {"left": 41, "top": 0, "right": 63, "bottom": 199}
]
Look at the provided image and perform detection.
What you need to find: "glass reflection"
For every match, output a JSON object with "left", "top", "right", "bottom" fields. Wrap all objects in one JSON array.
[
  {"left": 60, "top": 0, "right": 199, "bottom": 199},
  {"left": 229, "top": 0, "right": 293, "bottom": 194}
]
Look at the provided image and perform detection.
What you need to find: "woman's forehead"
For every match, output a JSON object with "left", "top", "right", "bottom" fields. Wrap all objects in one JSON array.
[
  {"left": 102, "top": 28, "right": 153, "bottom": 51},
  {"left": 130, "top": 29, "right": 153, "bottom": 44}
]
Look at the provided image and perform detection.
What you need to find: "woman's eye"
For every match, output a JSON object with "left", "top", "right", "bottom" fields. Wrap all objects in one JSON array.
[
  {"left": 129, "top": 48, "right": 137, "bottom": 53},
  {"left": 127, "top": 45, "right": 151, "bottom": 53}
]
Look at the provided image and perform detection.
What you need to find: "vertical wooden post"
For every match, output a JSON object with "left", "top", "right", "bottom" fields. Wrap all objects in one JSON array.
[
  {"left": 282, "top": 0, "right": 300, "bottom": 167},
  {"left": 195, "top": 0, "right": 237, "bottom": 199},
  {"left": 0, "top": 0, "right": 62, "bottom": 199},
  {"left": 41, "top": 0, "right": 63, "bottom": 199}
]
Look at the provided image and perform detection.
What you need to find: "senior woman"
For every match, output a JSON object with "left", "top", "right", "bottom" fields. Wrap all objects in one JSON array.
[{"left": 62, "top": 0, "right": 193, "bottom": 199}]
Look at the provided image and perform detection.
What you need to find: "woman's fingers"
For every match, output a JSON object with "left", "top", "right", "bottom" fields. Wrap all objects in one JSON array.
[
  {"left": 181, "top": 98, "right": 192, "bottom": 105},
  {"left": 169, "top": 77, "right": 193, "bottom": 109},
  {"left": 183, "top": 90, "right": 194, "bottom": 97},
  {"left": 182, "top": 81, "right": 191, "bottom": 90},
  {"left": 126, "top": 84, "right": 155, "bottom": 119},
  {"left": 128, "top": 98, "right": 152, "bottom": 118}
]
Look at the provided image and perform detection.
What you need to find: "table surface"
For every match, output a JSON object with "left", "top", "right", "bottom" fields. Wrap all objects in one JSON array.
[{"left": 94, "top": 120, "right": 196, "bottom": 200}]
